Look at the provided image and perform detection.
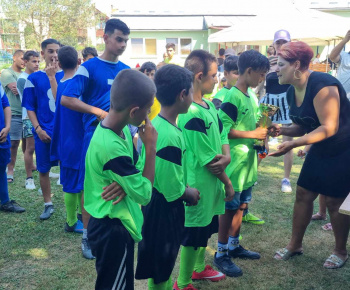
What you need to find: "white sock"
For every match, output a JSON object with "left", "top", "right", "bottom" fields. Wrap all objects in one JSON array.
[
  {"left": 44, "top": 202, "right": 53, "bottom": 206},
  {"left": 83, "top": 228, "right": 88, "bottom": 239}
]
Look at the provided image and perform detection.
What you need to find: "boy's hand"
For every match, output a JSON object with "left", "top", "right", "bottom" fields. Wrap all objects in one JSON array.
[
  {"left": 45, "top": 58, "right": 58, "bottom": 79},
  {"left": 101, "top": 182, "right": 126, "bottom": 205},
  {"left": 96, "top": 109, "right": 108, "bottom": 121},
  {"left": 269, "top": 141, "right": 295, "bottom": 157},
  {"left": 207, "top": 154, "right": 230, "bottom": 175},
  {"left": 183, "top": 187, "right": 200, "bottom": 206},
  {"left": 224, "top": 183, "right": 235, "bottom": 202},
  {"left": 36, "top": 128, "right": 51, "bottom": 143},
  {"left": 7, "top": 83, "right": 19, "bottom": 95},
  {"left": 297, "top": 149, "right": 307, "bottom": 159},
  {"left": 139, "top": 116, "right": 158, "bottom": 150},
  {"left": 268, "top": 124, "right": 281, "bottom": 137},
  {"left": 253, "top": 127, "right": 268, "bottom": 140},
  {"left": 0, "top": 127, "right": 10, "bottom": 143}
]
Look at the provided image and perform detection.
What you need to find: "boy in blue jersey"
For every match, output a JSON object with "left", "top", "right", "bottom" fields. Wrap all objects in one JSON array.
[
  {"left": 50, "top": 46, "right": 84, "bottom": 233},
  {"left": 22, "top": 38, "right": 63, "bottom": 220},
  {"left": 61, "top": 18, "right": 130, "bottom": 259},
  {"left": 0, "top": 82, "right": 25, "bottom": 213}
]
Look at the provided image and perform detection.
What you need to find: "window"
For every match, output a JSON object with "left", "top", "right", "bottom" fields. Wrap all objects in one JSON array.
[
  {"left": 166, "top": 38, "right": 192, "bottom": 55},
  {"left": 131, "top": 38, "right": 157, "bottom": 56}
]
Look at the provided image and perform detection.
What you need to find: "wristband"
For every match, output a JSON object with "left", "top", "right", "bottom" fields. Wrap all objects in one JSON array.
[{"left": 35, "top": 125, "right": 40, "bottom": 131}]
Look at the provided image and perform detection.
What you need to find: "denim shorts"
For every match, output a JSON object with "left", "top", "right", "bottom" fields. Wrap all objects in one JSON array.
[
  {"left": 22, "top": 119, "right": 33, "bottom": 138},
  {"left": 225, "top": 186, "right": 253, "bottom": 210}
]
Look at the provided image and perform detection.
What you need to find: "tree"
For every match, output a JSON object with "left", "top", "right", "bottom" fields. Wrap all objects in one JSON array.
[{"left": 1, "top": 0, "right": 95, "bottom": 49}]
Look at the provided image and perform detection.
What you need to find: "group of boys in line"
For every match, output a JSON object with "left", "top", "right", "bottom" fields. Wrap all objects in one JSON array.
[{"left": 0, "top": 18, "right": 273, "bottom": 290}]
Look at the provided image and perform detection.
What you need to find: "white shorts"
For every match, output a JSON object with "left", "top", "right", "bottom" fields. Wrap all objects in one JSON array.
[{"left": 260, "top": 92, "right": 292, "bottom": 124}]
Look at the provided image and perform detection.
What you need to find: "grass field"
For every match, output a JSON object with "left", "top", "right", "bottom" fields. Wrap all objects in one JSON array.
[{"left": 0, "top": 144, "right": 349, "bottom": 290}]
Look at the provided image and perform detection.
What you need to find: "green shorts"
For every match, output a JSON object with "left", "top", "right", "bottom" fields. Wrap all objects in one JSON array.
[{"left": 23, "top": 119, "right": 34, "bottom": 138}]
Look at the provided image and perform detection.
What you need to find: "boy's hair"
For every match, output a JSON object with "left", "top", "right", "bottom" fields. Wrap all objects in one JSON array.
[
  {"left": 154, "top": 64, "right": 193, "bottom": 107},
  {"left": 166, "top": 43, "right": 175, "bottom": 50},
  {"left": 140, "top": 62, "right": 157, "bottom": 73},
  {"left": 110, "top": 70, "right": 156, "bottom": 111},
  {"left": 185, "top": 49, "right": 217, "bottom": 76},
  {"left": 105, "top": 18, "right": 130, "bottom": 35},
  {"left": 219, "top": 48, "right": 225, "bottom": 56},
  {"left": 58, "top": 46, "right": 78, "bottom": 70},
  {"left": 13, "top": 50, "right": 24, "bottom": 57},
  {"left": 238, "top": 50, "right": 270, "bottom": 75},
  {"left": 224, "top": 55, "right": 239, "bottom": 72},
  {"left": 82, "top": 47, "right": 98, "bottom": 59},
  {"left": 23, "top": 50, "right": 39, "bottom": 61},
  {"left": 267, "top": 46, "right": 275, "bottom": 56},
  {"left": 41, "top": 38, "right": 60, "bottom": 50}
]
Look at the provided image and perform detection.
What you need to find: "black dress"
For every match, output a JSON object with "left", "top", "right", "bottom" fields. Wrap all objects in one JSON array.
[{"left": 287, "top": 72, "right": 350, "bottom": 198}]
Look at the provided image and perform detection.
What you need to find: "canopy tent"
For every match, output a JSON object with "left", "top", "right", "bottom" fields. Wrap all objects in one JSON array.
[{"left": 208, "top": 4, "right": 349, "bottom": 46}]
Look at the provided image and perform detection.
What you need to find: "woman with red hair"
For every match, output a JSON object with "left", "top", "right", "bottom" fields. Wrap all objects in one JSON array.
[{"left": 269, "top": 41, "right": 350, "bottom": 269}]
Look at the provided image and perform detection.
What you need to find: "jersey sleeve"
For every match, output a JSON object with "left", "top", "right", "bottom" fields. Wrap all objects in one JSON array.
[
  {"left": 155, "top": 140, "right": 186, "bottom": 201},
  {"left": 22, "top": 77, "right": 37, "bottom": 111},
  {"left": 102, "top": 152, "right": 152, "bottom": 206},
  {"left": 62, "top": 64, "right": 90, "bottom": 98},
  {"left": 17, "top": 78, "right": 26, "bottom": 99},
  {"left": 219, "top": 92, "right": 240, "bottom": 133},
  {"left": 212, "top": 98, "right": 222, "bottom": 110},
  {"left": 182, "top": 113, "right": 218, "bottom": 167},
  {"left": 0, "top": 69, "right": 15, "bottom": 87},
  {"left": 1, "top": 86, "right": 10, "bottom": 109}
]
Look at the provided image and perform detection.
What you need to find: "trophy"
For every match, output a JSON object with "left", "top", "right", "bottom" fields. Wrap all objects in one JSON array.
[{"left": 253, "top": 103, "right": 279, "bottom": 158}]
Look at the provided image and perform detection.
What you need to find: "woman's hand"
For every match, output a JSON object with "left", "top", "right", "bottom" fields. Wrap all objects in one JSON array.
[
  {"left": 268, "top": 123, "right": 281, "bottom": 137},
  {"left": 268, "top": 141, "right": 295, "bottom": 157}
]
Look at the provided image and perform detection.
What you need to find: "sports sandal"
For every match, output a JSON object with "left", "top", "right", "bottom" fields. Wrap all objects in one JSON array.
[
  {"left": 274, "top": 248, "right": 303, "bottom": 261},
  {"left": 323, "top": 254, "right": 348, "bottom": 269},
  {"left": 311, "top": 212, "right": 327, "bottom": 221},
  {"left": 322, "top": 223, "right": 333, "bottom": 231},
  {"left": 7, "top": 174, "right": 14, "bottom": 183}
]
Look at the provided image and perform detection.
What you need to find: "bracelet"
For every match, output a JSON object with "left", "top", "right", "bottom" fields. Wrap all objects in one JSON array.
[{"left": 35, "top": 125, "right": 40, "bottom": 131}]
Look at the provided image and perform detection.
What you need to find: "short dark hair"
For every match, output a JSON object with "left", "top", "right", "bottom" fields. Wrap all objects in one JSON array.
[
  {"left": 81, "top": 47, "right": 98, "bottom": 59},
  {"left": 185, "top": 49, "right": 217, "bottom": 76},
  {"left": 41, "top": 39, "right": 60, "bottom": 50},
  {"left": 58, "top": 46, "right": 78, "bottom": 70},
  {"left": 166, "top": 43, "right": 175, "bottom": 50},
  {"left": 140, "top": 62, "right": 157, "bottom": 73},
  {"left": 23, "top": 50, "right": 39, "bottom": 61},
  {"left": 154, "top": 64, "right": 193, "bottom": 107},
  {"left": 110, "top": 69, "right": 156, "bottom": 111},
  {"left": 105, "top": 19, "right": 130, "bottom": 35},
  {"left": 224, "top": 55, "right": 239, "bottom": 72},
  {"left": 13, "top": 50, "right": 24, "bottom": 57},
  {"left": 238, "top": 50, "right": 270, "bottom": 75},
  {"left": 219, "top": 48, "right": 225, "bottom": 56}
]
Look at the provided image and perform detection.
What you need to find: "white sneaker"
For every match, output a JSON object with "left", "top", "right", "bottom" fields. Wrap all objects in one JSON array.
[
  {"left": 49, "top": 171, "right": 60, "bottom": 178},
  {"left": 57, "top": 177, "right": 61, "bottom": 186},
  {"left": 25, "top": 178, "right": 36, "bottom": 190},
  {"left": 268, "top": 137, "right": 279, "bottom": 146},
  {"left": 281, "top": 178, "right": 292, "bottom": 193}
]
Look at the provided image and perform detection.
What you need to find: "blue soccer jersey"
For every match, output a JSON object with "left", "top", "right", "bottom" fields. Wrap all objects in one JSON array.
[
  {"left": 0, "top": 82, "right": 10, "bottom": 149},
  {"left": 22, "top": 70, "right": 64, "bottom": 135},
  {"left": 62, "top": 57, "right": 130, "bottom": 131},
  {"left": 51, "top": 78, "right": 84, "bottom": 169}
]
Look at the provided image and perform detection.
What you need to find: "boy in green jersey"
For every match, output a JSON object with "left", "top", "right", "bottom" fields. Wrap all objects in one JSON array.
[
  {"left": 85, "top": 69, "right": 158, "bottom": 290},
  {"left": 135, "top": 64, "right": 200, "bottom": 290},
  {"left": 175, "top": 50, "right": 235, "bottom": 290},
  {"left": 212, "top": 55, "right": 239, "bottom": 110},
  {"left": 214, "top": 50, "right": 270, "bottom": 277}
]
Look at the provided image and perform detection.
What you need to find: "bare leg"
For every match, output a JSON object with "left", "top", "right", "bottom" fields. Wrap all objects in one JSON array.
[
  {"left": 218, "top": 209, "right": 235, "bottom": 243},
  {"left": 319, "top": 195, "right": 327, "bottom": 216},
  {"left": 24, "top": 137, "right": 35, "bottom": 178},
  {"left": 324, "top": 196, "right": 350, "bottom": 264},
  {"left": 21, "top": 138, "right": 26, "bottom": 154},
  {"left": 282, "top": 134, "right": 293, "bottom": 180},
  {"left": 81, "top": 192, "right": 91, "bottom": 229},
  {"left": 7, "top": 140, "right": 20, "bottom": 177},
  {"left": 229, "top": 204, "right": 247, "bottom": 237},
  {"left": 39, "top": 172, "right": 51, "bottom": 203}
]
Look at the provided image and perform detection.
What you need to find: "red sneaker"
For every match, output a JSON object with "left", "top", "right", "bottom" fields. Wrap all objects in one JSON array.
[
  {"left": 192, "top": 264, "right": 226, "bottom": 282},
  {"left": 173, "top": 280, "right": 198, "bottom": 290}
]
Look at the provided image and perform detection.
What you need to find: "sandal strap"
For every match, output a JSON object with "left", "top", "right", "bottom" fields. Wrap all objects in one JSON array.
[{"left": 325, "top": 254, "right": 344, "bottom": 266}]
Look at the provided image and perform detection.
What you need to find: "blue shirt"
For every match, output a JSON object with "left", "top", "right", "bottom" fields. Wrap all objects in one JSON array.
[
  {"left": 0, "top": 81, "right": 10, "bottom": 149},
  {"left": 51, "top": 78, "right": 84, "bottom": 169},
  {"left": 22, "top": 70, "right": 64, "bottom": 135},
  {"left": 62, "top": 57, "right": 130, "bottom": 131}
]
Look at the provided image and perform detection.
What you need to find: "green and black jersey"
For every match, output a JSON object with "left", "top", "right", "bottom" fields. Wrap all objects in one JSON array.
[
  {"left": 212, "top": 87, "right": 230, "bottom": 110},
  {"left": 178, "top": 99, "right": 228, "bottom": 227},
  {"left": 141, "top": 115, "right": 186, "bottom": 202},
  {"left": 219, "top": 87, "right": 260, "bottom": 192},
  {"left": 84, "top": 123, "right": 152, "bottom": 242}
]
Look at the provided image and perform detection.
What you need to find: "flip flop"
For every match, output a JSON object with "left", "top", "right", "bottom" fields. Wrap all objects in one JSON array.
[
  {"left": 324, "top": 254, "right": 348, "bottom": 269},
  {"left": 311, "top": 212, "right": 327, "bottom": 221},
  {"left": 322, "top": 223, "right": 333, "bottom": 231},
  {"left": 7, "top": 174, "right": 14, "bottom": 183},
  {"left": 274, "top": 248, "right": 303, "bottom": 261}
]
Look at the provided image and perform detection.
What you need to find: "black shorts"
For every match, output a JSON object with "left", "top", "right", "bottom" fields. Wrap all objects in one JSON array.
[
  {"left": 88, "top": 217, "right": 135, "bottom": 290},
  {"left": 182, "top": 215, "right": 219, "bottom": 248},
  {"left": 135, "top": 189, "right": 185, "bottom": 284}
]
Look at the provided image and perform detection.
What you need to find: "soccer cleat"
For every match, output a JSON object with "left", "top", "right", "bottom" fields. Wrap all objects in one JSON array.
[
  {"left": 25, "top": 178, "right": 36, "bottom": 190},
  {"left": 40, "top": 204, "right": 54, "bottom": 220},
  {"left": 82, "top": 238, "right": 95, "bottom": 260},
  {"left": 192, "top": 265, "right": 225, "bottom": 282},
  {"left": 173, "top": 281, "right": 198, "bottom": 290},
  {"left": 281, "top": 178, "right": 292, "bottom": 193},
  {"left": 49, "top": 171, "right": 60, "bottom": 178},
  {"left": 65, "top": 219, "right": 84, "bottom": 234},
  {"left": 213, "top": 252, "right": 243, "bottom": 277},
  {"left": 242, "top": 212, "right": 265, "bottom": 225},
  {"left": 228, "top": 245, "right": 260, "bottom": 260},
  {"left": 0, "top": 200, "right": 25, "bottom": 213}
]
